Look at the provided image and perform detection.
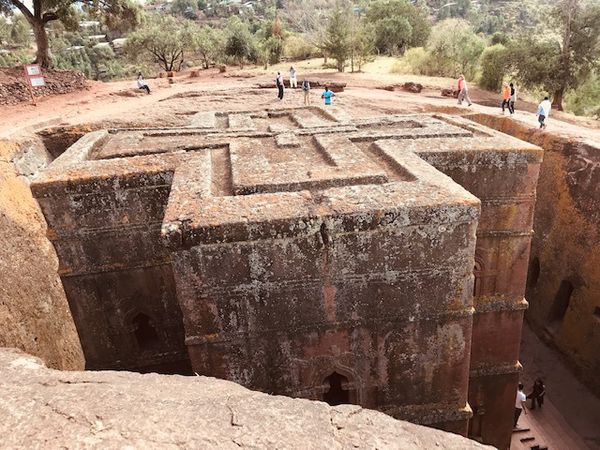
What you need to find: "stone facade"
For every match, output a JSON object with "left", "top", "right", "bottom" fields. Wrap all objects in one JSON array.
[{"left": 31, "top": 107, "right": 542, "bottom": 449}]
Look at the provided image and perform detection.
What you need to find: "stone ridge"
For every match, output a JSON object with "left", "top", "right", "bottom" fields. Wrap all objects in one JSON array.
[{"left": 0, "top": 348, "right": 492, "bottom": 450}]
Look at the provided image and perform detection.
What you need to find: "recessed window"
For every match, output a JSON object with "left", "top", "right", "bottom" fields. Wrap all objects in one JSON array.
[
  {"left": 549, "top": 280, "right": 575, "bottom": 323},
  {"left": 527, "top": 257, "right": 541, "bottom": 288},
  {"left": 132, "top": 313, "right": 160, "bottom": 350}
]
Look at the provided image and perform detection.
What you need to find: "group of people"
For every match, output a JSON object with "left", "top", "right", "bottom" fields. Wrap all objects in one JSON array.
[
  {"left": 275, "top": 66, "right": 335, "bottom": 106},
  {"left": 514, "top": 378, "right": 546, "bottom": 428},
  {"left": 455, "top": 74, "right": 552, "bottom": 129}
]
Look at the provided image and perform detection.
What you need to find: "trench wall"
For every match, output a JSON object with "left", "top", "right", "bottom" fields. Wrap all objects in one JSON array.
[
  {"left": 0, "top": 136, "right": 84, "bottom": 370},
  {"left": 466, "top": 113, "right": 600, "bottom": 397}
]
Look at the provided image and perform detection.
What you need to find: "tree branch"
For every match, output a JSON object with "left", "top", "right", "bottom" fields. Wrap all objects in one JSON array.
[{"left": 9, "top": 0, "right": 35, "bottom": 22}]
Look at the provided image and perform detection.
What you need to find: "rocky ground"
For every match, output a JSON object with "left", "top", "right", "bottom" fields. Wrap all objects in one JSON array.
[{"left": 0, "top": 348, "right": 491, "bottom": 449}]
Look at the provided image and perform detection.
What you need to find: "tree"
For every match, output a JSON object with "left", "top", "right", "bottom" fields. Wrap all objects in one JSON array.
[
  {"left": 479, "top": 44, "right": 508, "bottom": 91},
  {"left": 224, "top": 17, "right": 256, "bottom": 68},
  {"left": 0, "top": 0, "right": 141, "bottom": 67},
  {"left": 171, "top": 0, "right": 198, "bottom": 19},
  {"left": 351, "top": 21, "right": 375, "bottom": 72},
  {"left": 426, "top": 19, "right": 485, "bottom": 79},
  {"left": 256, "top": 15, "right": 286, "bottom": 68},
  {"left": 508, "top": 0, "right": 600, "bottom": 110},
  {"left": 9, "top": 13, "right": 31, "bottom": 47},
  {"left": 322, "top": 1, "right": 352, "bottom": 72},
  {"left": 126, "top": 15, "right": 189, "bottom": 72},
  {"left": 365, "top": 0, "right": 430, "bottom": 54},
  {"left": 187, "top": 25, "right": 224, "bottom": 69}
]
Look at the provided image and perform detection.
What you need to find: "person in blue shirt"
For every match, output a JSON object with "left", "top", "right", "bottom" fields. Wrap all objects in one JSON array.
[{"left": 321, "top": 86, "right": 334, "bottom": 105}]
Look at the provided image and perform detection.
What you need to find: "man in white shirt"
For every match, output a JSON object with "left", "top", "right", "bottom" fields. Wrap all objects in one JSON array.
[
  {"left": 537, "top": 96, "right": 552, "bottom": 129},
  {"left": 514, "top": 383, "right": 528, "bottom": 428}
]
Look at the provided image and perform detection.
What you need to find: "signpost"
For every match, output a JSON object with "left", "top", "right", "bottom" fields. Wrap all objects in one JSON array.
[{"left": 23, "top": 64, "right": 46, "bottom": 105}]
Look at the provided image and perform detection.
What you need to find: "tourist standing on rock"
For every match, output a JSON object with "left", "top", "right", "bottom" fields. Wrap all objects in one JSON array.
[
  {"left": 302, "top": 79, "right": 311, "bottom": 105},
  {"left": 137, "top": 73, "right": 150, "bottom": 95},
  {"left": 514, "top": 383, "right": 528, "bottom": 428},
  {"left": 501, "top": 82, "right": 510, "bottom": 114},
  {"left": 527, "top": 378, "right": 545, "bottom": 410},
  {"left": 537, "top": 96, "right": 552, "bottom": 129},
  {"left": 509, "top": 82, "right": 517, "bottom": 115},
  {"left": 457, "top": 74, "right": 472, "bottom": 106},
  {"left": 275, "top": 72, "right": 284, "bottom": 101},
  {"left": 290, "top": 66, "right": 297, "bottom": 89},
  {"left": 321, "top": 86, "right": 334, "bottom": 105}
]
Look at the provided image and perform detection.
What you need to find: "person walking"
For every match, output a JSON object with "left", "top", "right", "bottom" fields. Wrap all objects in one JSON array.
[
  {"left": 302, "top": 79, "right": 311, "bottom": 105},
  {"left": 537, "top": 96, "right": 552, "bottom": 129},
  {"left": 137, "top": 73, "right": 150, "bottom": 95},
  {"left": 501, "top": 82, "right": 510, "bottom": 114},
  {"left": 514, "top": 383, "right": 528, "bottom": 428},
  {"left": 321, "top": 86, "right": 334, "bottom": 105},
  {"left": 289, "top": 66, "right": 297, "bottom": 89},
  {"left": 457, "top": 74, "right": 472, "bottom": 106},
  {"left": 275, "top": 72, "right": 284, "bottom": 101},
  {"left": 527, "top": 378, "right": 545, "bottom": 410},
  {"left": 509, "top": 82, "right": 517, "bottom": 115}
]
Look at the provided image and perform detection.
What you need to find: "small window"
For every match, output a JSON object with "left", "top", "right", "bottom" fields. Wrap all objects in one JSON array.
[
  {"left": 549, "top": 280, "right": 575, "bottom": 323},
  {"left": 527, "top": 257, "right": 541, "bottom": 288},
  {"left": 132, "top": 313, "right": 160, "bottom": 350},
  {"left": 473, "top": 261, "right": 483, "bottom": 297},
  {"left": 593, "top": 307, "right": 600, "bottom": 320}
]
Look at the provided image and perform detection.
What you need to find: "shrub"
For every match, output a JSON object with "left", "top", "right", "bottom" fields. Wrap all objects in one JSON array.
[
  {"left": 284, "top": 35, "right": 316, "bottom": 60},
  {"left": 479, "top": 44, "right": 508, "bottom": 91}
]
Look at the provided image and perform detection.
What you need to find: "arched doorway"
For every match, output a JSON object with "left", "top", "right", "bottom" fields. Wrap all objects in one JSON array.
[{"left": 323, "top": 371, "right": 350, "bottom": 406}]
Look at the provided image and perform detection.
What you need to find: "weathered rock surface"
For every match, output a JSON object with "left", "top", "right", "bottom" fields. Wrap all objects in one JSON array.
[
  {"left": 0, "top": 139, "right": 84, "bottom": 371},
  {"left": 466, "top": 113, "right": 600, "bottom": 397},
  {"left": 0, "top": 348, "right": 492, "bottom": 450}
]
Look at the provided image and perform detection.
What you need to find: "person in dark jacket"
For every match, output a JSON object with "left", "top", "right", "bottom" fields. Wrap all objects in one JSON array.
[{"left": 527, "top": 378, "right": 545, "bottom": 409}]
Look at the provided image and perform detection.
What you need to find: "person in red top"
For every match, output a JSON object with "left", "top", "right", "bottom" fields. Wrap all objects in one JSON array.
[{"left": 457, "top": 74, "right": 472, "bottom": 106}]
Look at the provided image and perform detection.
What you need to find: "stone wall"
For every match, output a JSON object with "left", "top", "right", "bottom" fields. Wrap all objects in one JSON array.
[
  {"left": 467, "top": 113, "right": 600, "bottom": 398},
  {"left": 0, "top": 347, "right": 492, "bottom": 449},
  {"left": 0, "top": 138, "right": 84, "bottom": 370}
]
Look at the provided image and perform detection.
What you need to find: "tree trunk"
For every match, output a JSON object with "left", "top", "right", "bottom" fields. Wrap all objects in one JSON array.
[
  {"left": 32, "top": 21, "right": 51, "bottom": 68},
  {"left": 553, "top": 87, "right": 565, "bottom": 111}
]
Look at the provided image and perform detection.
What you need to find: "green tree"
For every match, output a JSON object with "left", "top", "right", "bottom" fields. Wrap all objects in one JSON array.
[
  {"left": 365, "top": 0, "right": 430, "bottom": 54},
  {"left": 9, "top": 14, "right": 31, "bottom": 47},
  {"left": 256, "top": 15, "right": 286, "bottom": 67},
  {"left": 126, "top": 15, "right": 189, "bottom": 72},
  {"left": 0, "top": 0, "right": 141, "bottom": 67},
  {"left": 479, "top": 44, "right": 508, "bottom": 91},
  {"left": 187, "top": 25, "right": 224, "bottom": 69},
  {"left": 508, "top": 0, "right": 600, "bottom": 110},
  {"left": 565, "top": 71, "right": 600, "bottom": 118},
  {"left": 322, "top": 1, "right": 352, "bottom": 72},
  {"left": 171, "top": 0, "right": 198, "bottom": 19},
  {"left": 0, "top": 16, "right": 9, "bottom": 46},
  {"left": 224, "top": 17, "right": 256, "bottom": 68},
  {"left": 351, "top": 20, "right": 375, "bottom": 72},
  {"left": 426, "top": 19, "right": 485, "bottom": 79}
]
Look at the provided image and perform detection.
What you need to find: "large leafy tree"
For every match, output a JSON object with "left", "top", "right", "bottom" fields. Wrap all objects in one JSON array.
[
  {"left": 0, "top": 0, "right": 140, "bottom": 68},
  {"left": 426, "top": 19, "right": 485, "bottom": 79},
  {"left": 508, "top": 0, "right": 600, "bottom": 109},
  {"left": 365, "top": 0, "right": 430, "bottom": 54},
  {"left": 322, "top": 1, "right": 352, "bottom": 72},
  {"left": 126, "top": 15, "right": 189, "bottom": 72}
]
